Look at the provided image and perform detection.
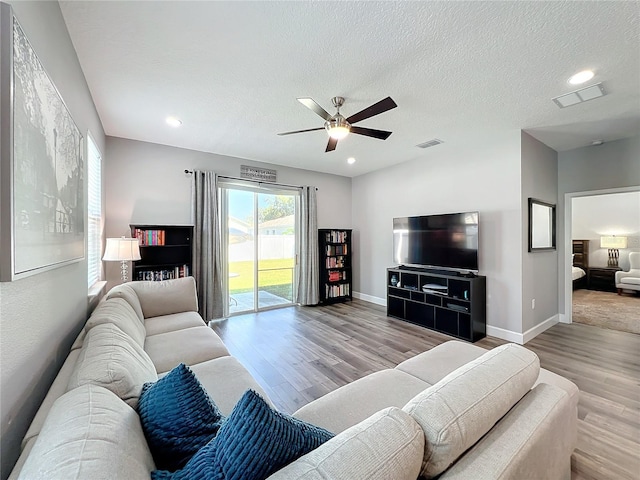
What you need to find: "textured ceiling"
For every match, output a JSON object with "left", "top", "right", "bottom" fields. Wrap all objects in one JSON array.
[{"left": 59, "top": 1, "right": 640, "bottom": 177}]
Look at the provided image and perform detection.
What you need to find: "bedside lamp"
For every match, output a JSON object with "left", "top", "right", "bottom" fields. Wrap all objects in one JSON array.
[
  {"left": 600, "top": 236, "right": 627, "bottom": 267},
  {"left": 103, "top": 237, "right": 141, "bottom": 282}
]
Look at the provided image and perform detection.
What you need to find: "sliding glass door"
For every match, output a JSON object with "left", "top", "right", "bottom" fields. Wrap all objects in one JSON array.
[{"left": 221, "top": 182, "right": 298, "bottom": 315}]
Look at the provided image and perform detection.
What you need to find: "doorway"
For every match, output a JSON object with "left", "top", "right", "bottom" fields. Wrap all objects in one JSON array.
[
  {"left": 220, "top": 182, "right": 299, "bottom": 315},
  {"left": 564, "top": 186, "right": 640, "bottom": 329}
]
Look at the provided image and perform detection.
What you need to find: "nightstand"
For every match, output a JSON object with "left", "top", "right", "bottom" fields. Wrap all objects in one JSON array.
[{"left": 588, "top": 266, "right": 622, "bottom": 292}]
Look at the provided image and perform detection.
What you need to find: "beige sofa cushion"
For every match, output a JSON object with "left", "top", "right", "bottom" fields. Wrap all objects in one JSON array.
[
  {"left": 23, "top": 349, "right": 81, "bottom": 447},
  {"left": 294, "top": 369, "right": 430, "bottom": 434},
  {"left": 144, "top": 326, "right": 229, "bottom": 374},
  {"left": 18, "top": 384, "right": 155, "bottom": 480},
  {"left": 178, "top": 356, "right": 273, "bottom": 416},
  {"left": 68, "top": 323, "right": 158, "bottom": 408},
  {"left": 130, "top": 277, "right": 198, "bottom": 318},
  {"left": 9, "top": 434, "right": 37, "bottom": 479},
  {"left": 440, "top": 384, "right": 575, "bottom": 480},
  {"left": 85, "top": 297, "right": 146, "bottom": 346},
  {"left": 70, "top": 328, "right": 86, "bottom": 351},
  {"left": 144, "top": 311, "right": 206, "bottom": 336},
  {"left": 105, "top": 282, "right": 145, "bottom": 322},
  {"left": 403, "top": 343, "right": 539, "bottom": 479},
  {"left": 268, "top": 407, "right": 424, "bottom": 480},
  {"left": 396, "top": 340, "right": 487, "bottom": 384}
]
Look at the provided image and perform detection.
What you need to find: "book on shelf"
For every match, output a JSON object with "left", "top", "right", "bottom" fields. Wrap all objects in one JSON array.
[
  {"left": 133, "top": 228, "right": 166, "bottom": 246},
  {"left": 328, "top": 270, "right": 347, "bottom": 282},
  {"left": 325, "top": 244, "right": 347, "bottom": 256},
  {"left": 325, "top": 257, "right": 345, "bottom": 268},
  {"left": 136, "top": 264, "right": 190, "bottom": 281},
  {"left": 325, "top": 283, "right": 350, "bottom": 298},
  {"left": 324, "top": 230, "right": 348, "bottom": 243}
]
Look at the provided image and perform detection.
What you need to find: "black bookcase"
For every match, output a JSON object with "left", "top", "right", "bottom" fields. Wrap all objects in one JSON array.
[
  {"left": 318, "top": 229, "right": 352, "bottom": 304},
  {"left": 130, "top": 224, "right": 193, "bottom": 281},
  {"left": 387, "top": 267, "right": 486, "bottom": 342}
]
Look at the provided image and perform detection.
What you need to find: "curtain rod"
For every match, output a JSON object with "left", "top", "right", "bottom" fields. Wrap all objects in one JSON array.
[{"left": 184, "top": 170, "right": 317, "bottom": 190}]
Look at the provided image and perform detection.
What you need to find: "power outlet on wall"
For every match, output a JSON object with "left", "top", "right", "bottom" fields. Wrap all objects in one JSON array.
[{"left": 531, "top": 299, "right": 536, "bottom": 310}]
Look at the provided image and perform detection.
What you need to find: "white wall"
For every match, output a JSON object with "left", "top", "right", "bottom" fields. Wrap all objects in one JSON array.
[
  {"left": 558, "top": 135, "right": 640, "bottom": 316},
  {"left": 352, "top": 130, "right": 525, "bottom": 338},
  {"left": 520, "top": 132, "right": 558, "bottom": 334},
  {"left": 572, "top": 191, "right": 640, "bottom": 271},
  {"left": 104, "top": 137, "right": 352, "bottom": 286},
  {"left": 0, "top": 2, "right": 105, "bottom": 477}
]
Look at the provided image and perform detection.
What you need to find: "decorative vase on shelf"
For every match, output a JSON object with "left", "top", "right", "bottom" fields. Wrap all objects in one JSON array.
[{"left": 390, "top": 275, "right": 398, "bottom": 287}]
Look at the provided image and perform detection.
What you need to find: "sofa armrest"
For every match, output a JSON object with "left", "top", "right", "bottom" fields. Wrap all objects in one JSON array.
[
  {"left": 440, "top": 383, "right": 576, "bottom": 480},
  {"left": 129, "top": 277, "right": 199, "bottom": 318},
  {"left": 615, "top": 269, "right": 640, "bottom": 284}
]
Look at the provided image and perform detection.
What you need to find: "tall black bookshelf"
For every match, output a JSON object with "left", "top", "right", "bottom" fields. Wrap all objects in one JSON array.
[
  {"left": 130, "top": 224, "right": 193, "bottom": 281},
  {"left": 318, "top": 229, "right": 352, "bottom": 304}
]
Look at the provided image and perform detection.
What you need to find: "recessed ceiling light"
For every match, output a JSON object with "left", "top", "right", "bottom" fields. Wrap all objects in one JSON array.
[
  {"left": 568, "top": 70, "right": 594, "bottom": 85},
  {"left": 166, "top": 116, "right": 183, "bottom": 127},
  {"left": 347, "top": 157, "right": 356, "bottom": 164}
]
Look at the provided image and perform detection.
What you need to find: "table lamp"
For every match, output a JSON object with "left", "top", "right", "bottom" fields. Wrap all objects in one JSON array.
[
  {"left": 600, "top": 235, "right": 627, "bottom": 267},
  {"left": 103, "top": 237, "right": 141, "bottom": 282}
]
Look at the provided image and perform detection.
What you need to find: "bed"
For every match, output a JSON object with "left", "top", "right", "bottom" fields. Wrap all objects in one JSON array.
[{"left": 572, "top": 239, "right": 589, "bottom": 290}]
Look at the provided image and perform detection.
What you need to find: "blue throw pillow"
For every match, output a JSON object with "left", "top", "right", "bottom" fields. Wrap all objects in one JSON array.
[
  {"left": 151, "top": 389, "right": 334, "bottom": 480},
  {"left": 138, "top": 363, "right": 224, "bottom": 471}
]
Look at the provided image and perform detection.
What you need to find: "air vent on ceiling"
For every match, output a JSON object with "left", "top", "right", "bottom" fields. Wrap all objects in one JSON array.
[
  {"left": 552, "top": 83, "right": 606, "bottom": 108},
  {"left": 416, "top": 138, "right": 444, "bottom": 149}
]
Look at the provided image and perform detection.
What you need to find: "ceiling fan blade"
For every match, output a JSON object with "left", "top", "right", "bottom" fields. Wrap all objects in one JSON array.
[
  {"left": 325, "top": 137, "right": 338, "bottom": 152},
  {"left": 298, "top": 98, "right": 332, "bottom": 121},
  {"left": 277, "top": 127, "right": 325, "bottom": 136},
  {"left": 350, "top": 126, "right": 393, "bottom": 140},
  {"left": 346, "top": 97, "right": 397, "bottom": 124}
]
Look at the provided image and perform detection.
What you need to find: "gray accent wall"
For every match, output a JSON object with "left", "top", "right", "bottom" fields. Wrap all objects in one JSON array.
[
  {"left": 0, "top": 1, "right": 105, "bottom": 478},
  {"left": 351, "top": 131, "right": 524, "bottom": 337},
  {"left": 104, "top": 137, "right": 352, "bottom": 287},
  {"left": 520, "top": 132, "right": 558, "bottom": 333},
  {"left": 558, "top": 135, "right": 640, "bottom": 315}
]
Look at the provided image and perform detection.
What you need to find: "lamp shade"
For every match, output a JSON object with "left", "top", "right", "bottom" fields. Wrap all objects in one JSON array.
[
  {"left": 103, "top": 237, "right": 141, "bottom": 261},
  {"left": 600, "top": 236, "right": 627, "bottom": 249}
]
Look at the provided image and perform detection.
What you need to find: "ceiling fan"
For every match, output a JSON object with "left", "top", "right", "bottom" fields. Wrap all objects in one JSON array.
[{"left": 278, "top": 96, "right": 397, "bottom": 152}]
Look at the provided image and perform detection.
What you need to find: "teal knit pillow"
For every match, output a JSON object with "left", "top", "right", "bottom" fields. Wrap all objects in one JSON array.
[
  {"left": 151, "top": 389, "right": 334, "bottom": 480},
  {"left": 138, "top": 363, "right": 224, "bottom": 471}
]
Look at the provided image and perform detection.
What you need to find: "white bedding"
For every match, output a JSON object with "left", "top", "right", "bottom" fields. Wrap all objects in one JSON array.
[{"left": 572, "top": 266, "right": 586, "bottom": 281}]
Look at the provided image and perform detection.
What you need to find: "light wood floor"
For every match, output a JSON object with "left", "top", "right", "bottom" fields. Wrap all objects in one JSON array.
[{"left": 210, "top": 299, "right": 640, "bottom": 480}]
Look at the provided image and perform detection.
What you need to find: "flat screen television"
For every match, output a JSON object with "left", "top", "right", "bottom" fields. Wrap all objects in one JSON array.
[{"left": 393, "top": 212, "right": 479, "bottom": 272}]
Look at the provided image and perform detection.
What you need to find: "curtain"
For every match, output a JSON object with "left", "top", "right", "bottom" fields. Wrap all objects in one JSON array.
[
  {"left": 191, "top": 171, "right": 223, "bottom": 321},
  {"left": 295, "top": 186, "right": 319, "bottom": 305}
]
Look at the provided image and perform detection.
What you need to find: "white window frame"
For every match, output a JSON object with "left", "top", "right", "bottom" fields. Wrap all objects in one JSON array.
[{"left": 87, "top": 134, "right": 103, "bottom": 290}]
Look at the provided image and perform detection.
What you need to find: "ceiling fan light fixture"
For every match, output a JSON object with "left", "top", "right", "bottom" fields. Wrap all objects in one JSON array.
[{"left": 325, "top": 114, "right": 350, "bottom": 139}]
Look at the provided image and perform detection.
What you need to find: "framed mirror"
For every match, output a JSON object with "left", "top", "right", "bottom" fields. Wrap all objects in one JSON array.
[{"left": 528, "top": 198, "right": 556, "bottom": 252}]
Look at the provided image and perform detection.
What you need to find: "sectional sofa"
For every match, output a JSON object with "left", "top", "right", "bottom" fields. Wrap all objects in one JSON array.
[{"left": 10, "top": 277, "right": 579, "bottom": 479}]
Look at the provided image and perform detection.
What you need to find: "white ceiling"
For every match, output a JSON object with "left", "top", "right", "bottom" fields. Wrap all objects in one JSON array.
[{"left": 59, "top": 1, "right": 640, "bottom": 178}]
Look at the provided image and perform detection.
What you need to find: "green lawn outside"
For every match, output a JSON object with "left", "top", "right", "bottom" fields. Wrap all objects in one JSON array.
[{"left": 229, "top": 258, "right": 295, "bottom": 300}]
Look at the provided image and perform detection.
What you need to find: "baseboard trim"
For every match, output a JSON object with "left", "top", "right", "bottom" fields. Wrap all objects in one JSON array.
[
  {"left": 523, "top": 314, "right": 560, "bottom": 343},
  {"left": 487, "top": 314, "right": 560, "bottom": 345},
  {"left": 353, "top": 291, "right": 386, "bottom": 306},
  {"left": 485, "top": 326, "right": 524, "bottom": 344}
]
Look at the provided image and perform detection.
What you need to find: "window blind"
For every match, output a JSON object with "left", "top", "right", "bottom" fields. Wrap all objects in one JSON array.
[{"left": 87, "top": 136, "right": 102, "bottom": 288}]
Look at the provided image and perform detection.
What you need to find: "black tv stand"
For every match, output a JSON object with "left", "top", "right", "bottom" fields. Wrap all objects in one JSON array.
[{"left": 387, "top": 266, "right": 486, "bottom": 342}]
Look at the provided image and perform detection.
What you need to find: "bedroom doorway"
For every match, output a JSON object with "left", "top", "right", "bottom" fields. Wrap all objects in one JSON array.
[
  {"left": 219, "top": 181, "right": 299, "bottom": 316},
  {"left": 567, "top": 187, "right": 640, "bottom": 333}
]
